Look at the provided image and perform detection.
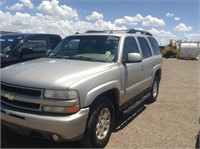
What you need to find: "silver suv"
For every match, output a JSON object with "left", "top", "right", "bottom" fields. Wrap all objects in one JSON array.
[{"left": 1, "top": 29, "right": 162, "bottom": 148}]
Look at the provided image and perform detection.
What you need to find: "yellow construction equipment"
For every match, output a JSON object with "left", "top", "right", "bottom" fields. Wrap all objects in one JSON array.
[{"left": 161, "top": 40, "right": 180, "bottom": 58}]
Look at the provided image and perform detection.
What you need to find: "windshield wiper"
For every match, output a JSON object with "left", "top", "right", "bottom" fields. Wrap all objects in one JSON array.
[
  {"left": 69, "top": 56, "right": 103, "bottom": 62},
  {"left": 47, "top": 55, "right": 68, "bottom": 59},
  {"left": 47, "top": 55, "right": 106, "bottom": 62}
]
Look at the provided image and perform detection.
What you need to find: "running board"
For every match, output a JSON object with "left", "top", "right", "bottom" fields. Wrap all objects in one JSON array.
[{"left": 122, "top": 93, "right": 151, "bottom": 114}]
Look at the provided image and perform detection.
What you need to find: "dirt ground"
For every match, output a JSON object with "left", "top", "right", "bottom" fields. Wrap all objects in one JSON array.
[{"left": 1, "top": 58, "right": 200, "bottom": 148}]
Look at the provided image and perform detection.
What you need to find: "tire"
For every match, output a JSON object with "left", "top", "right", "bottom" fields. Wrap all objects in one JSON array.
[
  {"left": 80, "top": 96, "right": 114, "bottom": 148},
  {"left": 196, "top": 130, "right": 200, "bottom": 149},
  {"left": 165, "top": 51, "right": 171, "bottom": 58},
  {"left": 147, "top": 75, "right": 160, "bottom": 103}
]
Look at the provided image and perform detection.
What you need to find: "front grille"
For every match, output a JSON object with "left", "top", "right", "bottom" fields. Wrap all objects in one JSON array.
[
  {"left": 1, "top": 83, "right": 42, "bottom": 97},
  {"left": 1, "top": 96, "right": 40, "bottom": 110}
]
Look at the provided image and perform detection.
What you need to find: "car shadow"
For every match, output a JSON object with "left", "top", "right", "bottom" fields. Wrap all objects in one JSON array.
[
  {"left": 1, "top": 126, "right": 83, "bottom": 148},
  {"left": 196, "top": 131, "right": 200, "bottom": 149},
  {"left": 113, "top": 104, "right": 146, "bottom": 132},
  {"left": 1, "top": 104, "right": 146, "bottom": 148}
]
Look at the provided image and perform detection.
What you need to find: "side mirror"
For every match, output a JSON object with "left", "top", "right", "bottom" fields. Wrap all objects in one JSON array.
[
  {"left": 127, "top": 53, "right": 142, "bottom": 63},
  {"left": 46, "top": 49, "right": 52, "bottom": 56}
]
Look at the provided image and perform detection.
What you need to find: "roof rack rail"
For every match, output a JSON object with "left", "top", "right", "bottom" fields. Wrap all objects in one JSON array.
[
  {"left": 128, "top": 29, "right": 152, "bottom": 36},
  {"left": 85, "top": 29, "right": 152, "bottom": 36},
  {"left": 86, "top": 30, "right": 107, "bottom": 33}
]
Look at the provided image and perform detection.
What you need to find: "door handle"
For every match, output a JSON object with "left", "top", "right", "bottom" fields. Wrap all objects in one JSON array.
[
  {"left": 152, "top": 61, "right": 155, "bottom": 66},
  {"left": 140, "top": 65, "right": 144, "bottom": 71}
]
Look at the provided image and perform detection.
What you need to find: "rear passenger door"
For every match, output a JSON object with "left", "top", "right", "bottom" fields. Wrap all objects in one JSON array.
[
  {"left": 137, "top": 37, "right": 154, "bottom": 88},
  {"left": 18, "top": 36, "right": 48, "bottom": 62}
]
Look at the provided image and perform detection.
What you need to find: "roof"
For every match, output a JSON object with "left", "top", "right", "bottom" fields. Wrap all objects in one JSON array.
[
  {"left": 0, "top": 33, "right": 60, "bottom": 37},
  {"left": 73, "top": 29, "right": 153, "bottom": 37}
]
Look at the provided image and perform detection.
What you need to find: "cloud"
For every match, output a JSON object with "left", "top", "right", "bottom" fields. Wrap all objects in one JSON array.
[
  {"left": 174, "top": 23, "right": 192, "bottom": 31},
  {"left": 0, "top": 10, "right": 126, "bottom": 38},
  {"left": 6, "top": 0, "right": 34, "bottom": 10},
  {"left": 114, "top": 14, "right": 143, "bottom": 25},
  {"left": 37, "top": 0, "right": 78, "bottom": 19},
  {"left": 183, "top": 33, "right": 200, "bottom": 41},
  {"left": 174, "top": 17, "right": 180, "bottom": 21},
  {"left": 148, "top": 28, "right": 176, "bottom": 38},
  {"left": 86, "top": 11, "right": 104, "bottom": 21},
  {"left": 94, "top": 19, "right": 127, "bottom": 30},
  {"left": 19, "top": 0, "right": 34, "bottom": 9},
  {"left": 148, "top": 28, "right": 177, "bottom": 46},
  {"left": 6, "top": 3, "right": 24, "bottom": 10},
  {"left": 142, "top": 15, "right": 165, "bottom": 26},
  {"left": 166, "top": 13, "right": 174, "bottom": 17},
  {"left": 0, "top": 1, "right": 3, "bottom": 6}
]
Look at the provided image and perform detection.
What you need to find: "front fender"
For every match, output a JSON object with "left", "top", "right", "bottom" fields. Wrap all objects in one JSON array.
[{"left": 83, "top": 80, "right": 121, "bottom": 107}]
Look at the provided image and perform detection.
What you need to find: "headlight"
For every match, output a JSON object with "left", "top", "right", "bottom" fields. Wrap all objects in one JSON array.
[{"left": 44, "top": 90, "right": 78, "bottom": 99}]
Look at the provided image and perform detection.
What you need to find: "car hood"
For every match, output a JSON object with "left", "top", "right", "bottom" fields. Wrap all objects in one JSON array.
[{"left": 1, "top": 58, "right": 112, "bottom": 89}]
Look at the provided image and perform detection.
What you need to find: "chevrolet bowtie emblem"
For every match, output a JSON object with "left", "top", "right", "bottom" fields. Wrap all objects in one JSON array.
[{"left": 4, "top": 93, "right": 15, "bottom": 101}]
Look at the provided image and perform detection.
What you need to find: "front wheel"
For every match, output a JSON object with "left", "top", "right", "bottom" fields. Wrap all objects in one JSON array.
[{"left": 80, "top": 96, "right": 114, "bottom": 148}]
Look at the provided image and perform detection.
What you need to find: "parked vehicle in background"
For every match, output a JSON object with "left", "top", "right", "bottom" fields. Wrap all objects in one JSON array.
[
  {"left": 0, "top": 33, "right": 62, "bottom": 68},
  {"left": 161, "top": 39, "right": 180, "bottom": 58},
  {"left": 0, "top": 29, "right": 162, "bottom": 148}
]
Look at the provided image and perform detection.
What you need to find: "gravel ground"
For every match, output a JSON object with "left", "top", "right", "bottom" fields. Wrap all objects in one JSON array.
[{"left": 1, "top": 58, "right": 200, "bottom": 148}]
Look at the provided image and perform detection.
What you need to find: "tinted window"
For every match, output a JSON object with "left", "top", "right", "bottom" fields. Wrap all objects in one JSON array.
[
  {"left": 49, "top": 35, "right": 61, "bottom": 49},
  {"left": 123, "top": 37, "right": 139, "bottom": 60},
  {"left": 138, "top": 37, "right": 152, "bottom": 59},
  {"left": 19, "top": 36, "right": 47, "bottom": 54},
  {"left": 148, "top": 37, "right": 161, "bottom": 55}
]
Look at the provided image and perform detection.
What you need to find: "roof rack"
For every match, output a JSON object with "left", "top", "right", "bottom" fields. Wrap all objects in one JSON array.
[
  {"left": 85, "top": 29, "right": 152, "bottom": 36},
  {"left": 127, "top": 29, "right": 152, "bottom": 36},
  {"left": 86, "top": 30, "right": 107, "bottom": 33}
]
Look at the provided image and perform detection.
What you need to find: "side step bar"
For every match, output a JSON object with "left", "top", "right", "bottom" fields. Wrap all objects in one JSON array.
[{"left": 122, "top": 93, "right": 151, "bottom": 114}]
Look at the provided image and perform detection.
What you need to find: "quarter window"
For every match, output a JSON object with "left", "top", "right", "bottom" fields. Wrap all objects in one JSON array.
[
  {"left": 148, "top": 37, "right": 161, "bottom": 55},
  {"left": 138, "top": 37, "right": 152, "bottom": 59}
]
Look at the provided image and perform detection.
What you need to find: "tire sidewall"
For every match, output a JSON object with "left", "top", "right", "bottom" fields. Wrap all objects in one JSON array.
[
  {"left": 152, "top": 76, "right": 159, "bottom": 100},
  {"left": 86, "top": 97, "right": 115, "bottom": 148},
  {"left": 147, "top": 76, "right": 160, "bottom": 103}
]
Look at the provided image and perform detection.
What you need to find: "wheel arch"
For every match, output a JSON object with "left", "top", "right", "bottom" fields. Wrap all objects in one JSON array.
[
  {"left": 151, "top": 68, "right": 162, "bottom": 88},
  {"left": 90, "top": 89, "right": 120, "bottom": 114}
]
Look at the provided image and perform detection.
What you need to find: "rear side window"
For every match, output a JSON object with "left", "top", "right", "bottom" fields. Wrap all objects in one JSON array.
[
  {"left": 148, "top": 37, "right": 161, "bottom": 55},
  {"left": 123, "top": 37, "right": 139, "bottom": 60},
  {"left": 138, "top": 37, "right": 152, "bottom": 59},
  {"left": 49, "top": 35, "right": 62, "bottom": 49}
]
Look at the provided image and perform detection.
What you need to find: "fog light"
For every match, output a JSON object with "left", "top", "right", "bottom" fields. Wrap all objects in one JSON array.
[
  {"left": 43, "top": 106, "right": 66, "bottom": 113},
  {"left": 52, "top": 134, "right": 59, "bottom": 142}
]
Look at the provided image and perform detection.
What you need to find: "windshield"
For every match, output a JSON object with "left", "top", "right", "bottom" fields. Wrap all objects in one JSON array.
[
  {"left": 0, "top": 35, "right": 25, "bottom": 53},
  {"left": 48, "top": 35, "right": 120, "bottom": 62}
]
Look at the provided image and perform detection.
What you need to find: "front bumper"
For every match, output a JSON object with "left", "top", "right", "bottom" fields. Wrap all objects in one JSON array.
[{"left": 1, "top": 105, "right": 89, "bottom": 141}]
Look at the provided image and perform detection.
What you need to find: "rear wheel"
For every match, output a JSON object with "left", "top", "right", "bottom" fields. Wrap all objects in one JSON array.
[
  {"left": 80, "top": 96, "right": 114, "bottom": 148},
  {"left": 147, "top": 76, "right": 160, "bottom": 103}
]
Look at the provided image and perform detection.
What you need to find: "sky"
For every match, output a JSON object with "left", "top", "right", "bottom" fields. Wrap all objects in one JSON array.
[{"left": 0, "top": 0, "right": 199, "bottom": 45}]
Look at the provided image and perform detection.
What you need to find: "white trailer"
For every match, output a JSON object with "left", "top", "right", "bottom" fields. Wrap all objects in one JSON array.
[{"left": 179, "top": 42, "right": 200, "bottom": 60}]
